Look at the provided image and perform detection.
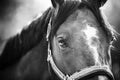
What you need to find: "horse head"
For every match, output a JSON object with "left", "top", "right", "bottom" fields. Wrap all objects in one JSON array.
[{"left": 46, "top": 0, "right": 116, "bottom": 80}]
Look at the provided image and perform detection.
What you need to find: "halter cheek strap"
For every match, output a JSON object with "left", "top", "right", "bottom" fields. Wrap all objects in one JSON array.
[
  {"left": 46, "top": 17, "right": 72, "bottom": 80},
  {"left": 47, "top": 43, "right": 68, "bottom": 80}
]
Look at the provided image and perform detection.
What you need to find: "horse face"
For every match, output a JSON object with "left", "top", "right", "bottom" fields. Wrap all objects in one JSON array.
[{"left": 52, "top": 8, "right": 111, "bottom": 76}]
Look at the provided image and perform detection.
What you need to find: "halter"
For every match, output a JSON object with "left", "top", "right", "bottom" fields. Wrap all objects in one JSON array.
[
  {"left": 46, "top": 10, "right": 114, "bottom": 80},
  {"left": 47, "top": 42, "right": 114, "bottom": 80}
]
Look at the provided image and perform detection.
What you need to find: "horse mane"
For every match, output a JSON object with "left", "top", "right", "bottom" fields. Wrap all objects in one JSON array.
[{"left": 0, "top": 8, "right": 52, "bottom": 70}]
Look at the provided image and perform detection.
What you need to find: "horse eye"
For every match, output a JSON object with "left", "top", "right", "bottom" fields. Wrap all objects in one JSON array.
[{"left": 58, "top": 38, "right": 68, "bottom": 49}]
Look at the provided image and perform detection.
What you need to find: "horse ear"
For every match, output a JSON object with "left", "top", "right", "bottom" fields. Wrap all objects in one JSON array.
[
  {"left": 51, "top": 0, "right": 64, "bottom": 8},
  {"left": 88, "top": 0, "right": 107, "bottom": 8}
]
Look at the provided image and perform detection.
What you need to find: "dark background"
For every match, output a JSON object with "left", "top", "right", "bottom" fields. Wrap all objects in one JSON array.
[
  {"left": 0, "top": 0, "right": 19, "bottom": 39},
  {"left": 0, "top": 0, "right": 18, "bottom": 20}
]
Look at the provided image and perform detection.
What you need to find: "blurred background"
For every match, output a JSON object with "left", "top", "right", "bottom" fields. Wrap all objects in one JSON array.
[
  {"left": 0, "top": 0, "right": 51, "bottom": 40},
  {"left": 102, "top": 0, "right": 120, "bottom": 50}
]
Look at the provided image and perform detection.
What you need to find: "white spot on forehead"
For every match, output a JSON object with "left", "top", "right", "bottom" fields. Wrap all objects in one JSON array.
[
  {"left": 83, "top": 24, "right": 99, "bottom": 40},
  {"left": 82, "top": 24, "right": 101, "bottom": 65}
]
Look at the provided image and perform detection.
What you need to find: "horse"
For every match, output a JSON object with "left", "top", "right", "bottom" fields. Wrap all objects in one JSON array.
[{"left": 0, "top": 0, "right": 118, "bottom": 80}]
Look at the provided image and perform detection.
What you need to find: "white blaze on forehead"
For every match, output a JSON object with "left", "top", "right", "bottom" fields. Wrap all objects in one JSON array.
[
  {"left": 83, "top": 24, "right": 100, "bottom": 65},
  {"left": 83, "top": 24, "right": 99, "bottom": 40}
]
